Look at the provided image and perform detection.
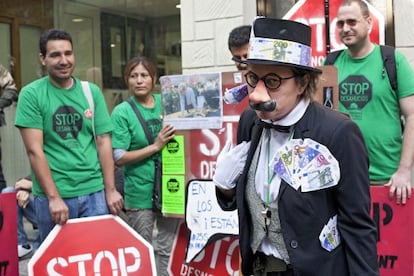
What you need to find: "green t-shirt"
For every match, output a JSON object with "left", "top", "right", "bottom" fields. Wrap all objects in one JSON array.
[
  {"left": 15, "top": 77, "right": 113, "bottom": 197},
  {"left": 334, "top": 45, "right": 414, "bottom": 181},
  {"left": 111, "top": 95, "right": 162, "bottom": 209}
]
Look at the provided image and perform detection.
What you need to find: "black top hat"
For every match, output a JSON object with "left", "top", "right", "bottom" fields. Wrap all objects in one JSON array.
[{"left": 245, "top": 17, "right": 321, "bottom": 73}]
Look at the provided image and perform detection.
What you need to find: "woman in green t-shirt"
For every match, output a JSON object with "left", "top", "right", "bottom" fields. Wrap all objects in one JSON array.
[{"left": 111, "top": 56, "right": 180, "bottom": 276}]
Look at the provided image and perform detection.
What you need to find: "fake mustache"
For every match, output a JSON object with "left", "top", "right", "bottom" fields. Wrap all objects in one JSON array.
[{"left": 249, "top": 100, "right": 276, "bottom": 112}]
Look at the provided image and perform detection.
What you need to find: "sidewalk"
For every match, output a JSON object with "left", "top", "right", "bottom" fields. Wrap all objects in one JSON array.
[{"left": 19, "top": 256, "right": 31, "bottom": 276}]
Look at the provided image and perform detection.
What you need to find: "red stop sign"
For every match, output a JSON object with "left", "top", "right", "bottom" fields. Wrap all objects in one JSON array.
[
  {"left": 168, "top": 222, "right": 240, "bottom": 276},
  {"left": 28, "top": 215, "right": 156, "bottom": 275},
  {"left": 283, "top": 0, "right": 385, "bottom": 66}
]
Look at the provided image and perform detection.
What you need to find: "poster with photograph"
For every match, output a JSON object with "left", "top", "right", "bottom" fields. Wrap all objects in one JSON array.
[{"left": 160, "top": 72, "right": 223, "bottom": 130}]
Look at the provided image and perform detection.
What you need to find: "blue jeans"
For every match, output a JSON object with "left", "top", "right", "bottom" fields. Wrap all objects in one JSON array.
[
  {"left": 126, "top": 209, "right": 180, "bottom": 276},
  {"left": 1, "top": 187, "right": 40, "bottom": 248},
  {"left": 34, "top": 189, "right": 109, "bottom": 244},
  {"left": 18, "top": 194, "right": 41, "bottom": 248}
]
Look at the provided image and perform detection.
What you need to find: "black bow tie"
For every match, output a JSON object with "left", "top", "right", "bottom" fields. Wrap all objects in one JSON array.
[{"left": 257, "top": 120, "right": 292, "bottom": 133}]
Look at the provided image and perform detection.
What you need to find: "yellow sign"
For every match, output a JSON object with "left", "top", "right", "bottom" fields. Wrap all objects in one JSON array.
[{"left": 162, "top": 135, "right": 185, "bottom": 215}]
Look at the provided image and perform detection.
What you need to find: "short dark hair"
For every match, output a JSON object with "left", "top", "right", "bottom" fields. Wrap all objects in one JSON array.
[
  {"left": 39, "top": 29, "right": 73, "bottom": 57},
  {"left": 228, "top": 25, "right": 251, "bottom": 50},
  {"left": 340, "top": 0, "right": 370, "bottom": 17},
  {"left": 123, "top": 56, "right": 157, "bottom": 88}
]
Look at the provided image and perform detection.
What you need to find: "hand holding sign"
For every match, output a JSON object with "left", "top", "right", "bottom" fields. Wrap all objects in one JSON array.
[{"left": 185, "top": 180, "right": 239, "bottom": 263}]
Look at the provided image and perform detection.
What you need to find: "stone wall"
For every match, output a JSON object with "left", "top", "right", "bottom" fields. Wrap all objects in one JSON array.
[{"left": 180, "top": 0, "right": 256, "bottom": 73}]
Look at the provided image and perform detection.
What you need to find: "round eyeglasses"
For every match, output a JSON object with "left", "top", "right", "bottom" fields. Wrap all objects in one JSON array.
[{"left": 244, "top": 71, "right": 296, "bottom": 90}]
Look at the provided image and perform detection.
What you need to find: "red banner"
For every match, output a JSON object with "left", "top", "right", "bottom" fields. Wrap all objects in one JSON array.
[
  {"left": 0, "top": 192, "right": 18, "bottom": 276},
  {"left": 370, "top": 186, "right": 414, "bottom": 275}
]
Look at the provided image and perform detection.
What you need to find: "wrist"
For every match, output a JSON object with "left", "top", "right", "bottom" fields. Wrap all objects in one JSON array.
[
  {"left": 104, "top": 184, "right": 117, "bottom": 192},
  {"left": 15, "top": 187, "right": 31, "bottom": 193},
  {"left": 213, "top": 177, "right": 237, "bottom": 190},
  {"left": 150, "top": 143, "right": 161, "bottom": 153}
]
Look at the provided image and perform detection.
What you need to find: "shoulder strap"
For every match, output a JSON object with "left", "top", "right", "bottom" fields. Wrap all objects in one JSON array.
[
  {"left": 81, "top": 81, "right": 94, "bottom": 111},
  {"left": 324, "top": 50, "right": 344, "bottom": 65},
  {"left": 81, "top": 81, "right": 95, "bottom": 139},
  {"left": 127, "top": 98, "right": 154, "bottom": 144},
  {"left": 380, "top": 45, "right": 398, "bottom": 92}
]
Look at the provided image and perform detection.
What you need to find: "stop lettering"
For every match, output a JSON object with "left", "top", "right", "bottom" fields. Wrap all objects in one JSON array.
[
  {"left": 28, "top": 215, "right": 157, "bottom": 276},
  {"left": 168, "top": 222, "right": 240, "bottom": 276}
]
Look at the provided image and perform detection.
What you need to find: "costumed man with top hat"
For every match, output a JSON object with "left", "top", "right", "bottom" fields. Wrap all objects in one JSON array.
[{"left": 213, "top": 17, "right": 379, "bottom": 276}]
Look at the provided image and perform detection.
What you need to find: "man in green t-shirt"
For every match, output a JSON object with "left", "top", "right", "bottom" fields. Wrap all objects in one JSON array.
[
  {"left": 15, "top": 29, "right": 123, "bottom": 243},
  {"left": 331, "top": 0, "right": 414, "bottom": 204}
]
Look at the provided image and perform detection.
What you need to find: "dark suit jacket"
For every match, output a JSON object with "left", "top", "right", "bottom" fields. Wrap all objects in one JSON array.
[
  {"left": 217, "top": 102, "right": 379, "bottom": 275},
  {"left": 236, "top": 107, "right": 257, "bottom": 144}
]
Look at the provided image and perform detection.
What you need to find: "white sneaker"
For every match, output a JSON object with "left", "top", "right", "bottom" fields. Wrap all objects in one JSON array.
[{"left": 18, "top": 243, "right": 33, "bottom": 258}]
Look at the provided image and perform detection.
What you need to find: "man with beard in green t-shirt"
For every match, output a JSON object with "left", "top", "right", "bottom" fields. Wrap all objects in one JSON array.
[{"left": 15, "top": 29, "right": 124, "bottom": 244}]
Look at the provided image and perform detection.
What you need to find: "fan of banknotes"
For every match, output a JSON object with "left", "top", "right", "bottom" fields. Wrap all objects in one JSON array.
[{"left": 270, "top": 138, "right": 340, "bottom": 192}]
